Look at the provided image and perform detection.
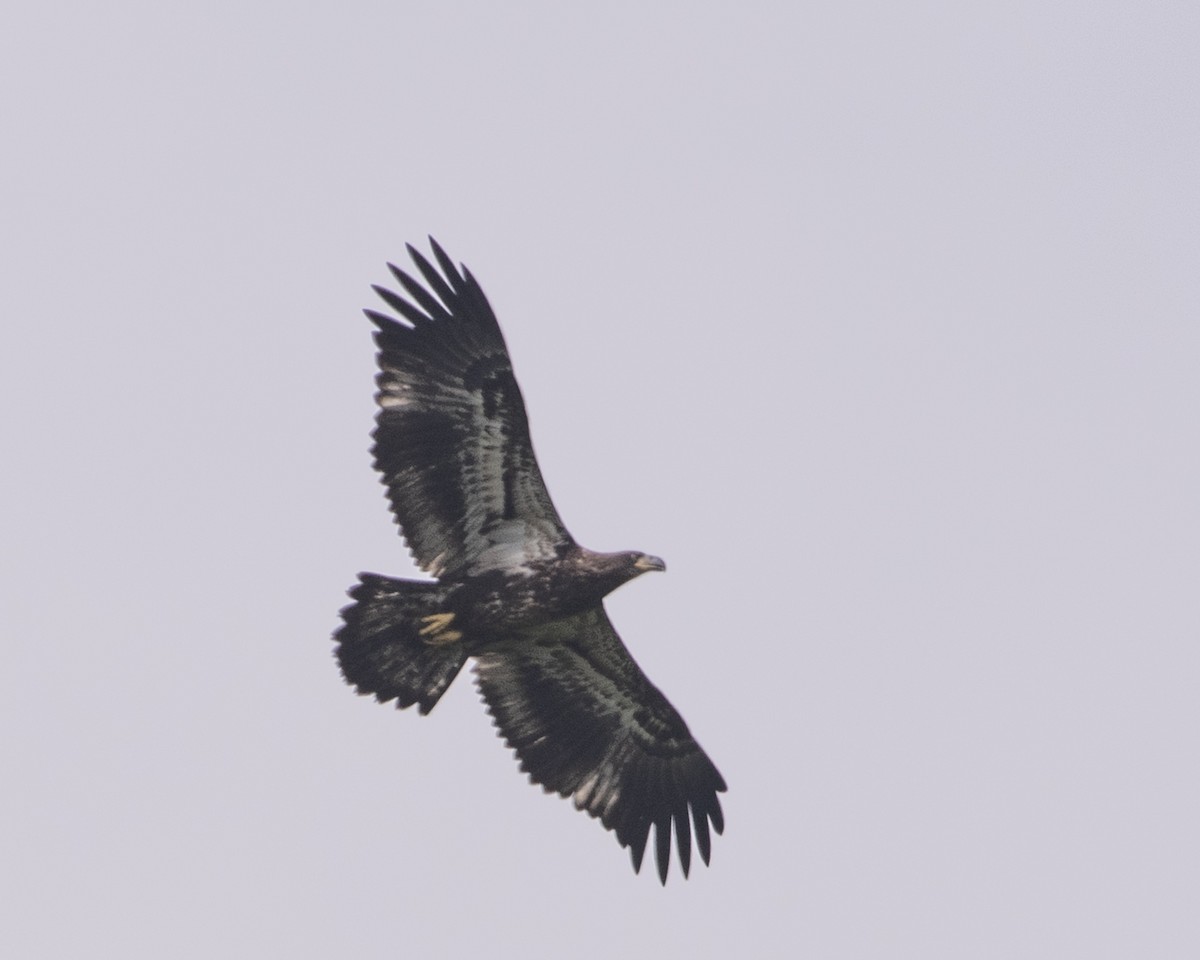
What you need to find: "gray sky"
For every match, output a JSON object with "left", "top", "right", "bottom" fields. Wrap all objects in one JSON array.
[{"left": 4, "top": 2, "right": 1198, "bottom": 957}]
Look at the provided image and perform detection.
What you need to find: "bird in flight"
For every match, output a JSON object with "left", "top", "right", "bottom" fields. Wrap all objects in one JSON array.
[{"left": 335, "top": 239, "right": 725, "bottom": 883}]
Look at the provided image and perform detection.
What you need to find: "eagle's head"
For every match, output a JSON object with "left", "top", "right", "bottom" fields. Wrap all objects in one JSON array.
[{"left": 570, "top": 549, "right": 666, "bottom": 606}]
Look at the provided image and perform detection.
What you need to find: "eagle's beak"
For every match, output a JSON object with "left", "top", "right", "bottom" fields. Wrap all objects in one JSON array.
[{"left": 635, "top": 554, "right": 666, "bottom": 573}]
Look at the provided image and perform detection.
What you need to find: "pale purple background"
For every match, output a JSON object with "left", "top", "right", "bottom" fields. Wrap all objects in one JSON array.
[{"left": 4, "top": 3, "right": 1198, "bottom": 957}]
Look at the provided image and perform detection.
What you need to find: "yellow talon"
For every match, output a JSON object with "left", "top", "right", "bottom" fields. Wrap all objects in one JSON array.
[
  {"left": 424, "top": 628, "right": 463, "bottom": 646},
  {"left": 418, "top": 612, "right": 456, "bottom": 636},
  {"left": 418, "top": 612, "right": 462, "bottom": 646}
]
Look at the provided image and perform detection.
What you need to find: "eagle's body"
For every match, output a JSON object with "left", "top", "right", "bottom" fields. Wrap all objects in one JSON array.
[
  {"left": 335, "top": 240, "right": 725, "bottom": 883},
  {"left": 439, "top": 549, "right": 660, "bottom": 637}
]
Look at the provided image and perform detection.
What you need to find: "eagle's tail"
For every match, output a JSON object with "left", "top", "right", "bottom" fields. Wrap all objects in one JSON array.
[{"left": 335, "top": 573, "right": 468, "bottom": 715}]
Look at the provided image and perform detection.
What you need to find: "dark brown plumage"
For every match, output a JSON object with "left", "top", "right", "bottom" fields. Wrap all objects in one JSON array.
[{"left": 335, "top": 239, "right": 725, "bottom": 883}]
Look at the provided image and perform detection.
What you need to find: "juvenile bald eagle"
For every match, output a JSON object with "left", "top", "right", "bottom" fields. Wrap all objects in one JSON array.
[{"left": 335, "top": 239, "right": 725, "bottom": 883}]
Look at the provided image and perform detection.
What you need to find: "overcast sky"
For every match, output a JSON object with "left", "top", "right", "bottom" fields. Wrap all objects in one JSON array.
[{"left": 4, "top": 3, "right": 1198, "bottom": 957}]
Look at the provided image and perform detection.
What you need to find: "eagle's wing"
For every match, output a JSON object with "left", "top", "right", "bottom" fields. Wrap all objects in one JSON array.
[
  {"left": 365, "top": 240, "right": 572, "bottom": 578},
  {"left": 473, "top": 606, "right": 726, "bottom": 883}
]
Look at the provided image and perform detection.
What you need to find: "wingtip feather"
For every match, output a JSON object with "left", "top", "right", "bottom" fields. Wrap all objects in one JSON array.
[
  {"left": 630, "top": 833, "right": 647, "bottom": 875},
  {"left": 694, "top": 804, "right": 712, "bottom": 866},
  {"left": 655, "top": 816, "right": 671, "bottom": 884},
  {"left": 710, "top": 794, "right": 725, "bottom": 836},
  {"left": 675, "top": 803, "right": 692, "bottom": 879}
]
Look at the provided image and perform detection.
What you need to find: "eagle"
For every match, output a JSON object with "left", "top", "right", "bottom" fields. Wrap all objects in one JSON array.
[{"left": 334, "top": 239, "right": 725, "bottom": 883}]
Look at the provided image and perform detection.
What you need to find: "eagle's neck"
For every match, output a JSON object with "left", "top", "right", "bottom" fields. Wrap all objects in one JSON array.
[{"left": 556, "top": 547, "right": 643, "bottom": 604}]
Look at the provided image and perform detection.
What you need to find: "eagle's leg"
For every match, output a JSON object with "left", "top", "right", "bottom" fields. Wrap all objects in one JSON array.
[{"left": 418, "top": 612, "right": 463, "bottom": 646}]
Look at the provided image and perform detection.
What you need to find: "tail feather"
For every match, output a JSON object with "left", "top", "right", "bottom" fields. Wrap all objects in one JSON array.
[{"left": 335, "top": 573, "right": 467, "bottom": 715}]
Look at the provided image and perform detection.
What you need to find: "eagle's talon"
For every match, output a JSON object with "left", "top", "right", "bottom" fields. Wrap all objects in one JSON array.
[
  {"left": 418, "top": 612, "right": 457, "bottom": 635},
  {"left": 422, "top": 627, "right": 463, "bottom": 646},
  {"left": 418, "top": 612, "right": 462, "bottom": 645}
]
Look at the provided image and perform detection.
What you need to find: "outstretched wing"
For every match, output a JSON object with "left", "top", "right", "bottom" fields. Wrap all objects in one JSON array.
[
  {"left": 365, "top": 239, "right": 572, "bottom": 578},
  {"left": 473, "top": 607, "right": 726, "bottom": 884}
]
